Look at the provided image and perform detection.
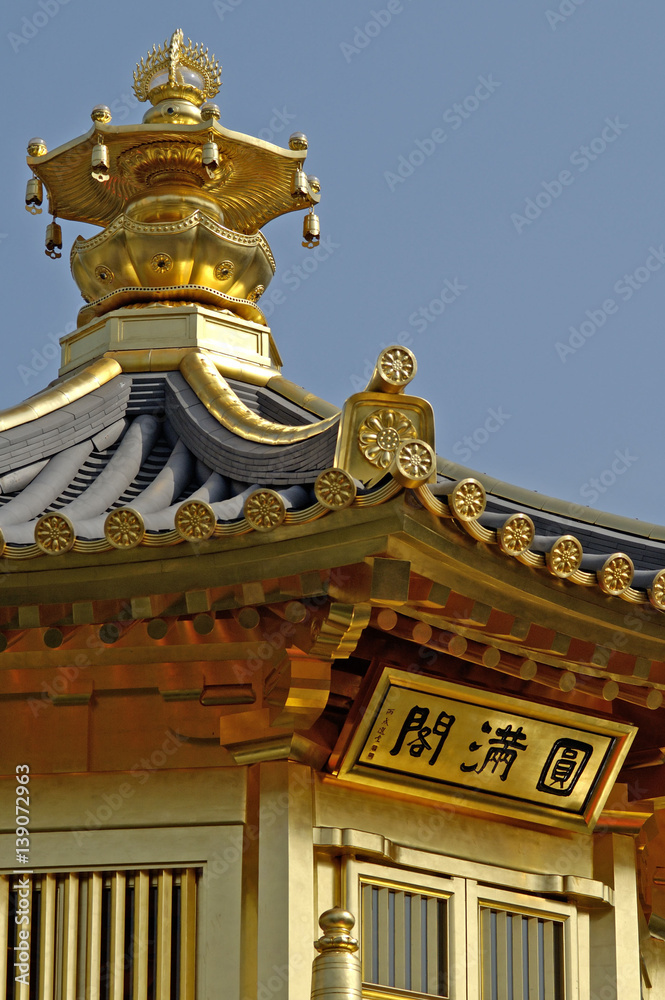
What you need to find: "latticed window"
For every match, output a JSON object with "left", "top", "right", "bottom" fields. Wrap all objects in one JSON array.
[
  {"left": 479, "top": 906, "right": 564, "bottom": 1000},
  {"left": 340, "top": 859, "right": 578, "bottom": 1000},
  {"left": 360, "top": 880, "right": 450, "bottom": 998},
  {"left": 0, "top": 868, "right": 198, "bottom": 1000}
]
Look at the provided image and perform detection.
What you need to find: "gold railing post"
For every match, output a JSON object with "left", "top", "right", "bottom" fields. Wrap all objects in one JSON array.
[{"left": 311, "top": 909, "right": 362, "bottom": 1000}]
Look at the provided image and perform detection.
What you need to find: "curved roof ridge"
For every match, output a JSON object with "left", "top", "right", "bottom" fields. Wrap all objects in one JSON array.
[{"left": 436, "top": 456, "right": 664, "bottom": 542}]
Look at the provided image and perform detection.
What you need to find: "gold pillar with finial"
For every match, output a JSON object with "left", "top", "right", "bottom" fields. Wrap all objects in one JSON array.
[{"left": 311, "top": 909, "right": 362, "bottom": 1000}]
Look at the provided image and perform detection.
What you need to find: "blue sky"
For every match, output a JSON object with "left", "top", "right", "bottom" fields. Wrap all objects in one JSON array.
[{"left": 1, "top": 1, "right": 664, "bottom": 522}]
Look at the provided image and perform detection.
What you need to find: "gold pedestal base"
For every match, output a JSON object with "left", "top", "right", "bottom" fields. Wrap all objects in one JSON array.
[{"left": 59, "top": 303, "right": 282, "bottom": 378}]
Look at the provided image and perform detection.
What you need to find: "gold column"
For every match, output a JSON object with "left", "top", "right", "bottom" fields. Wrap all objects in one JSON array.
[
  {"left": 310, "top": 909, "right": 362, "bottom": 1000},
  {"left": 592, "top": 833, "right": 642, "bottom": 999},
  {"left": 256, "top": 762, "right": 315, "bottom": 1000}
]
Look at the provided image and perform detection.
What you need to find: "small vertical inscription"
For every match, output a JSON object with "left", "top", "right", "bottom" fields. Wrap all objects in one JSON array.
[{"left": 14, "top": 764, "right": 31, "bottom": 987}]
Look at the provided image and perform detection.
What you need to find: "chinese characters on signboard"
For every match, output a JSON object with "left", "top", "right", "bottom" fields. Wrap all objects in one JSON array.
[{"left": 354, "top": 680, "right": 622, "bottom": 817}]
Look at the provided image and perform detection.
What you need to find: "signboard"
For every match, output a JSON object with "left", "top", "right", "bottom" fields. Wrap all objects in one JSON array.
[{"left": 335, "top": 667, "right": 636, "bottom": 829}]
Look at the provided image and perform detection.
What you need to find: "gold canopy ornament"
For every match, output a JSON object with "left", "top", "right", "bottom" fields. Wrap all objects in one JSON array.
[
  {"left": 133, "top": 29, "right": 222, "bottom": 107},
  {"left": 24, "top": 28, "right": 322, "bottom": 330}
]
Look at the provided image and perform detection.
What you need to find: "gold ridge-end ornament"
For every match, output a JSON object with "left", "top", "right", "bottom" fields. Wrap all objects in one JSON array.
[
  {"left": 104, "top": 508, "right": 145, "bottom": 549},
  {"left": 363, "top": 345, "right": 417, "bottom": 395},
  {"left": 498, "top": 513, "right": 535, "bottom": 556},
  {"left": 449, "top": 478, "right": 486, "bottom": 522},
  {"left": 175, "top": 500, "right": 216, "bottom": 541},
  {"left": 244, "top": 489, "right": 286, "bottom": 532},
  {"left": 394, "top": 439, "right": 436, "bottom": 488},
  {"left": 597, "top": 553, "right": 634, "bottom": 597},
  {"left": 35, "top": 513, "right": 75, "bottom": 555},
  {"left": 546, "top": 535, "right": 583, "bottom": 578},
  {"left": 315, "top": 469, "right": 357, "bottom": 510}
]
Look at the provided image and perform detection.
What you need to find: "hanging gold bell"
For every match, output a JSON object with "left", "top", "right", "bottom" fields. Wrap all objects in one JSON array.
[
  {"left": 202, "top": 140, "right": 220, "bottom": 178},
  {"left": 202, "top": 141, "right": 219, "bottom": 170},
  {"left": 25, "top": 176, "right": 43, "bottom": 215},
  {"left": 91, "top": 142, "right": 110, "bottom": 182},
  {"left": 291, "top": 167, "right": 309, "bottom": 199},
  {"left": 302, "top": 210, "right": 320, "bottom": 249},
  {"left": 45, "top": 220, "right": 62, "bottom": 259}
]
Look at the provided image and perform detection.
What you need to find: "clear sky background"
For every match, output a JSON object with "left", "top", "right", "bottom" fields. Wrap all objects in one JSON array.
[{"left": 1, "top": 1, "right": 664, "bottom": 523}]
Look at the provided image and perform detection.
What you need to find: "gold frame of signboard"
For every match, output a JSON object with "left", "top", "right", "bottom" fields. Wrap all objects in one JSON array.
[{"left": 333, "top": 665, "right": 636, "bottom": 832}]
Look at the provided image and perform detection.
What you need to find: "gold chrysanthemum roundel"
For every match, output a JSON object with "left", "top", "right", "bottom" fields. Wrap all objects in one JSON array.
[
  {"left": 105, "top": 508, "right": 145, "bottom": 549},
  {"left": 35, "top": 513, "right": 75, "bottom": 555},
  {"left": 175, "top": 500, "right": 216, "bottom": 540},
  {"left": 358, "top": 409, "right": 417, "bottom": 470},
  {"left": 244, "top": 489, "right": 286, "bottom": 531},
  {"left": 498, "top": 513, "right": 535, "bottom": 555},
  {"left": 649, "top": 569, "right": 665, "bottom": 611},
  {"left": 449, "top": 479, "right": 486, "bottom": 521},
  {"left": 598, "top": 554, "right": 634, "bottom": 596},
  {"left": 546, "top": 535, "right": 583, "bottom": 578},
  {"left": 394, "top": 439, "right": 435, "bottom": 488},
  {"left": 315, "top": 469, "right": 356, "bottom": 510},
  {"left": 378, "top": 346, "right": 416, "bottom": 388}
]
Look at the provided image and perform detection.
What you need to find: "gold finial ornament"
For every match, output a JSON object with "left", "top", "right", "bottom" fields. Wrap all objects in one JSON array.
[
  {"left": 311, "top": 909, "right": 362, "bottom": 1000},
  {"left": 289, "top": 132, "right": 308, "bottom": 151},
  {"left": 91, "top": 105, "right": 112, "bottom": 124},
  {"left": 133, "top": 29, "right": 222, "bottom": 108},
  {"left": 201, "top": 103, "right": 220, "bottom": 122},
  {"left": 45, "top": 219, "right": 62, "bottom": 259},
  {"left": 25, "top": 176, "right": 43, "bottom": 215},
  {"left": 26, "top": 30, "right": 321, "bottom": 328},
  {"left": 27, "top": 137, "right": 47, "bottom": 157}
]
